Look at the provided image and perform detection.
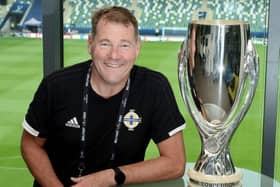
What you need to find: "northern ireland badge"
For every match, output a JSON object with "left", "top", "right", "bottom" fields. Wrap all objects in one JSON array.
[{"left": 123, "top": 109, "right": 142, "bottom": 131}]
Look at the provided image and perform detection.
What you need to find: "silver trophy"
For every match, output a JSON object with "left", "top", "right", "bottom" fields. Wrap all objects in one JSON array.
[{"left": 178, "top": 20, "right": 259, "bottom": 186}]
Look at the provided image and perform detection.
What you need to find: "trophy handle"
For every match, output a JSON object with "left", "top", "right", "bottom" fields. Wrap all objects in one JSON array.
[
  {"left": 178, "top": 40, "right": 209, "bottom": 136},
  {"left": 224, "top": 39, "right": 259, "bottom": 134}
]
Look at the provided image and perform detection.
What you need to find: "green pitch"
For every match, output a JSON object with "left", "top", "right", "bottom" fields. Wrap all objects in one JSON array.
[{"left": 0, "top": 37, "right": 278, "bottom": 186}]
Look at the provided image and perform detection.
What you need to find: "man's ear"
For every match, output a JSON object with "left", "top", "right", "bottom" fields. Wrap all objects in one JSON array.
[
  {"left": 136, "top": 36, "right": 141, "bottom": 57},
  {"left": 87, "top": 34, "right": 93, "bottom": 54}
]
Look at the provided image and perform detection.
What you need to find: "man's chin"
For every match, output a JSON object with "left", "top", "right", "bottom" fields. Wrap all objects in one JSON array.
[{"left": 105, "top": 76, "right": 129, "bottom": 86}]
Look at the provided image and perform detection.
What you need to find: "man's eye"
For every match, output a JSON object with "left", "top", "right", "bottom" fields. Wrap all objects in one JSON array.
[
  {"left": 120, "top": 43, "right": 130, "bottom": 48},
  {"left": 100, "top": 42, "right": 110, "bottom": 47}
]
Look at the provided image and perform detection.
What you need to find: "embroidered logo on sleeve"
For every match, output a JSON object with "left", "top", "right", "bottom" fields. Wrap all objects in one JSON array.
[
  {"left": 65, "top": 117, "right": 80, "bottom": 128},
  {"left": 123, "top": 109, "right": 142, "bottom": 131}
]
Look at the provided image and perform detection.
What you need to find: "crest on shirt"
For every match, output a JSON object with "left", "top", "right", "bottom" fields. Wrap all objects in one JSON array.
[{"left": 123, "top": 109, "right": 142, "bottom": 131}]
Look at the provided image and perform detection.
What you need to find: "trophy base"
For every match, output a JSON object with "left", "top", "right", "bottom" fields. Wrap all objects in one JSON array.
[{"left": 188, "top": 168, "right": 242, "bottom": 187}]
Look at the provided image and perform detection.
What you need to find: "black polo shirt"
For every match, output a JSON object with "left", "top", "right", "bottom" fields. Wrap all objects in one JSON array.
[{"left": 23, "top": 60, "right": 186, "bottom": 186}]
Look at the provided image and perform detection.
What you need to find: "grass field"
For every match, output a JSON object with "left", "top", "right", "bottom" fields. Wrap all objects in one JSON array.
[{"left": 0, "top": 36, "right": 279, "bottom": 186}]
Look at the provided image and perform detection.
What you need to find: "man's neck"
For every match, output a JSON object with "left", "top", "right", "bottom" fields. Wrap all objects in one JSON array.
[{"left": 90, "top": 76, "right": 128, "bottom": 99}]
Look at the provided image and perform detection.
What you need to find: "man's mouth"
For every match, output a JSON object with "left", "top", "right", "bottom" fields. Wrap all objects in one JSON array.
[{"left": 105, "top": 63, "right": 122, "bottom": 68}]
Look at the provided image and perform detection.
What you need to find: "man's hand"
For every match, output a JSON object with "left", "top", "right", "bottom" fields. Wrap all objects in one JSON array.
[{"left": 70, "top": 132, "right": 185, "bottom": 186}]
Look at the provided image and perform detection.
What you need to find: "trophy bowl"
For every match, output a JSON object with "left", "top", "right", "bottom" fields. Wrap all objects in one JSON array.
[{"left": 178, "top": 20, "right": 259, "bottom": 186}]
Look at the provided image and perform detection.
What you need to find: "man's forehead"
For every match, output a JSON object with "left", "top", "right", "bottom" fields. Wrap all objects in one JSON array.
[{"left": 97, "top": 18, "right": 133, "bottom": 28}]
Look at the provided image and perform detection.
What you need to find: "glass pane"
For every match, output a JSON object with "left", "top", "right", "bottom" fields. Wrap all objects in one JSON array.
[
  {"left": 63, "top": 0, "right": 90, "bottom": 67},
  {"left": 62, "top": 0, "right": 270, "bottom": 174},
  {"left": 0, "top": 0, "right": 42, "bottom": 185},
  {"left": 1, "top": 0, "right": 276, "bottom": 186},
  {"left": 0, "top": 0, "right": 277, "bottom": 185}
]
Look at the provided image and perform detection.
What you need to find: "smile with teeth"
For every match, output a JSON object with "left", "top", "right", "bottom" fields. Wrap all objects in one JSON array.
[{"left": 105, "top": 62, "right": 123, "bottom": 68}]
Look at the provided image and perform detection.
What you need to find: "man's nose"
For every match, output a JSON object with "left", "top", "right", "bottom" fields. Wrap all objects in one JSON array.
[{"left": 109, "top": 46, "right": 120, "bottom": 59}]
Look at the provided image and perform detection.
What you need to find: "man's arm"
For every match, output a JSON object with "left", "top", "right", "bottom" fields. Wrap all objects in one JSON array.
[
  {"left": 121, "top": 131, "right": 186, "bottom": 183},
  {"left": 71, "top": 131, "right": 186, "bottom": 187},
  {"left": 20, "top": 130, "right": 64, "bottom": 187}
]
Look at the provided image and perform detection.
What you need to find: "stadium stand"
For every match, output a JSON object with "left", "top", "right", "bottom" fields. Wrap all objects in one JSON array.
[
  {"left": 22, "top": 0, "right": 41, "bottom": 23},
  {"left": 0, "top": 6, "right": 5, "bottom": 24},
  {"left": 0, "top": 0, "right": 269, "bottom": 38},
  {"left": 64, "top": 0, "right": 268, "bottom": 37},
  {"left": 0, "top": 0, "right": 30, "bottom": 32}
]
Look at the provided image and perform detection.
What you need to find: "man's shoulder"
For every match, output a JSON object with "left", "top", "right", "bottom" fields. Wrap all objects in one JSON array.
[
  {"left": 132, "top": 65, "right": 169, "bottom": 86},
  {"left": 45, "top": 60, "right": 91, "bottom": 84}
]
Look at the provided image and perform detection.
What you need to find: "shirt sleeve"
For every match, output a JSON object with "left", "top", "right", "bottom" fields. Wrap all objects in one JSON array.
[
  {"left": 22, "top": 77, "right": 51, "bottom": 137},
  {"left": 150, "top": 75, "right": 186, "bottom": 144}
]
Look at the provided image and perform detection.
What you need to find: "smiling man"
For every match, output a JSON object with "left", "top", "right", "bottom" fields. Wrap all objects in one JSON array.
[{"left": 21, "top": 6, "right": 186, "bottom": 187}]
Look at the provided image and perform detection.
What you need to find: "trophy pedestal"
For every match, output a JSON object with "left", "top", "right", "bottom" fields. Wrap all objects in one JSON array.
[{"left": 188, "top": 169, "right": 242, "bottom": 187}]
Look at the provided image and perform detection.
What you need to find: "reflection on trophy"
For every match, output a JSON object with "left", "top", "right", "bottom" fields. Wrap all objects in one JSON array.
[{"left": 178, "top": 20, "right": 259, "bottom": 186}]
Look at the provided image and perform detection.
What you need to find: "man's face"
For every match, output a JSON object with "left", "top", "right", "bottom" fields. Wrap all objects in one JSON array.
[{"left": 88, "top": 18, "right": 140, "bottom": 86}]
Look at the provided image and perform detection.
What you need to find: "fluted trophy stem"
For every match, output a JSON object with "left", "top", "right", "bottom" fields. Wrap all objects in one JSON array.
[{"left": 178, "top": 20, "right": 259, "bottom": 187}]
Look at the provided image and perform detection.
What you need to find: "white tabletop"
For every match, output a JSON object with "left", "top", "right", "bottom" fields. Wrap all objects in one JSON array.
[{"left": 125, "top": 163, "right": 280, "bottom": 187}]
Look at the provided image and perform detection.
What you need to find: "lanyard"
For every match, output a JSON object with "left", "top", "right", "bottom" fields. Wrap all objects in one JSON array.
[{"left": 78, "top": 63, "right": 130, "bottom": 177}]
